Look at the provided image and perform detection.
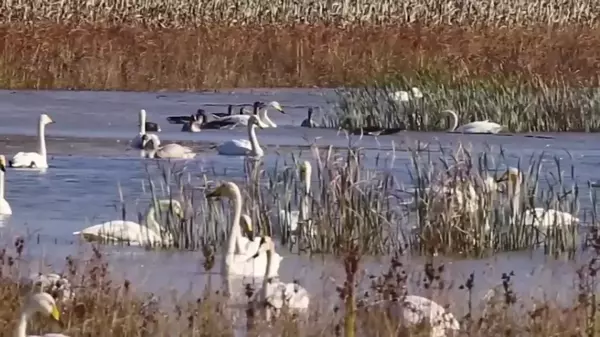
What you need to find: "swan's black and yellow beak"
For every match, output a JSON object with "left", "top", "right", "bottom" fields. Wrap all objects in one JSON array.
[{"left": 0, "top": 158, "right": 5, "bottom": 172}]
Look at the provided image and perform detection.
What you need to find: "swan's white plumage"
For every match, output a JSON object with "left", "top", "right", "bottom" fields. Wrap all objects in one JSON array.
[
  {"left": 250, "top": 237, "right": 309, "bottom": 321},
  {"left": 217, "top": 115, "right": 268, "bottom": 157},
  {"left": 237, "top": 214, "right": 262, "bottom": 255},
  {"left": 131, "top": 109, "right": 160, "bottom": 149},
  {"left": 10, "top": 114, "right": 54, "bottom": 169},
  {"left": 397, "top": 295, "right": 460, "bottom": 337},
  {"left": 212, "top": 101, "right": 284, "bottom": 128},
  {"left": 444, "top": 110, "right": 503, "bottom": 134},
  {"left": 523, "top": 208, "right": 580, "bottom": 227},
  {"left": 279, "top": 161, "right": 316, "bottom": 239},
  {"left": 0, "top": 155, "right": 11, "bottom": 215},
  {"left": 73, "top": 200, "right": 183, "bottom": 247},
  {"left": 142, "top": 135, "right": 196, "bottom": 159},
  {"left": 24, "top": 273, "right": 73, "bottom": 303},
  {"left": 500, "top": 168, "right": 580, "bottom": 231},
  {"left": 206, "top": 182, "right": 282, "bottom": 281},
  {"left": 16, "top": 292, "right": 69, "bottom": 337}
]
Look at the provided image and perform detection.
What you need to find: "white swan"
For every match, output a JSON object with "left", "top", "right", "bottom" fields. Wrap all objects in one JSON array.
[
  {"left": 0, "top": 155, "right": 11, "bottom": 215},
  {"left": 374, "top": 295, "right": 459, "bottom": 337},
  {"left": 499, "top": 167, "right": 580, "bottom": 229},
  {"left": 9, "top": 114, "right": 54, "bottom": 169},
  {"left": 250, "top": 236, "right": 309, "bottom": 321},
  {"left": 131, "top": 109, "right": 160, "bottom": 150},
  {"left": 237, "top": 214, "right": 262, "bottom": 255},
  {"left": 444, "top": 110, "right": 503, "bottom": 134},
  {"left": 205, "top": 182, "right": 282, "bottom": 282},
  {"left": 279, "top": 161, "right": 315, "bottom": 239},
  {"left": 391, "top": 87, "right": 423, "bottom": 102},
  {"left": 211, "top": 101, "right": 285, "bottom": 128},
  {"left": 73, "top": 199, "right": 183, "bottom": 247},
  {"left": 16, "top": 292, "right": 69, "bottom": 337},
  {"left": 216, "top": 115, "right": 268, "bottom": 157},
  {"left": 141, "top": 134, "right": 196, "bottom": 159},
  {"left": 300, "top": 108, "right": 319, "bottom": 128},
  {"left": 24, "top": 273, "right": 73, "bottom": 303}
]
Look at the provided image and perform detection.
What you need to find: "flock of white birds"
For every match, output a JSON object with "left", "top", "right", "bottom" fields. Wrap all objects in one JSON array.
[{"left": 0, "top": 97, "right": 578, "bottom": 337}]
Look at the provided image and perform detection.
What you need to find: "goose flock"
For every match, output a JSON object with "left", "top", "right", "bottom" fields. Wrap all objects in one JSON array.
[{"left": 1, "top": 95, "right": 547, "bottom": 337}]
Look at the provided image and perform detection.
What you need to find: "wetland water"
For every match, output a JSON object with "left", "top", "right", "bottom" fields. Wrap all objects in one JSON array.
[{"left": 0, "top": 89, "right": 599, "bottom": 312}]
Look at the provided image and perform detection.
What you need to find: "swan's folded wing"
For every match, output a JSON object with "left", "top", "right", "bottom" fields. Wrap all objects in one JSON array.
[
  {"left": 75, "top": 221, "right": 169, "bottom": 246},
  {"left": 10, "top": 152, "right": 42, "bottom": 167}
]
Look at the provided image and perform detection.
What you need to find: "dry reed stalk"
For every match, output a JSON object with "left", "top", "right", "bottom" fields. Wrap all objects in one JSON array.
[{"left": 1, "top": 23, "right": 600, "bottom": 90}]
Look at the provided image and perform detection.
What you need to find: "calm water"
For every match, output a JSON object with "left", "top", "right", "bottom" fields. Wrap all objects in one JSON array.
[{"left": 0, "top": 89, "right": 599, "bottom": 312}]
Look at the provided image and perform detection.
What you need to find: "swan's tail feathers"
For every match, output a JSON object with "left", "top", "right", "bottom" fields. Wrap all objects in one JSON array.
[{"left": 72, "top": 231, "right": 81, "bottom": 235}]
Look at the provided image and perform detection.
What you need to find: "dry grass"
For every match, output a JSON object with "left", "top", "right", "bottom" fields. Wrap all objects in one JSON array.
[
  {"left": 0, "top": 0, "right": 597, "bottom": 27},
  {"left": 0, "top": 237, "right": 599, "bottom": 337},
  {"left": 1, "top": 23, "right": 600, "bottom": 90}
]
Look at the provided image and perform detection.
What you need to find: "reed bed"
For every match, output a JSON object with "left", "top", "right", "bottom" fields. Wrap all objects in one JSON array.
[
  {"left": 2, "top": 24, "right": 600, "bottom": 92},
  {"left": 125, "top": 141, "right": 586, "bottom": 258},
  {"left": 327, "top": 73, "right": 600, "bottom": 132},
  {"left": 1, "top": 0, "right": 598, "bottom": 27},
  {"left": 2, "top": 236, "right": 600, "bottom": 337}
]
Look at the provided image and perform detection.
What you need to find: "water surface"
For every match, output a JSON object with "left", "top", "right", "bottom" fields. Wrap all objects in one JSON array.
[{"left": 0, "top": 89, "right": 598, "bottom": 313}]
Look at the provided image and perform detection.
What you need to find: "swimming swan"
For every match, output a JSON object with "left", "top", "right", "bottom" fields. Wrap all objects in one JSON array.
[
  {"left": 300, "top": 108, "right": 319, "bottom": 128},
  {"left": 444, "top": 110, "right": 504, "bottom": 134},
  {"left": 15, "top": 292, "right": 69, "bottom": 337},
  {"left": 205, "top": 182, "right": 282, "bottom": 281},
  {"left": 142, "top": 134, "right": 196, "bottom": 159},
  {"left": 216, "top": 115, "right": 269, "bottom": 157},
  {"left": 279, "top": 161, "right": 315, "bottom": 239},
  {"left": 181, "top": 114, "right": 203, "bottom": 132},
  {"left": 373, "top": 295, "right": 459, "bottom": 337},
  {"left": 24, "top": 273, "right": 73, "bottom": 303},
  {"left": 250, "top": 236, "right": 310, "bottom": 321},
  {"left": 131, "top": 109, "right": 160, "bottom": 150},
  {"left": 0, "top": 155, "right": 11, "bottom": 215},
  {"left": 498, "top": 167, "right": 580, "bottom": 230},
  {"left": 167, "top": 109, "right": 206, "bottom": 125},
  {"left": 211, "top": 101, "right": 285, "bottom": 128},
  {"left": 9, "top": 114, "right": 54, "bottom": 169},
  {"left": 73, "top": 199, "right": 183, "bottom": 247}
]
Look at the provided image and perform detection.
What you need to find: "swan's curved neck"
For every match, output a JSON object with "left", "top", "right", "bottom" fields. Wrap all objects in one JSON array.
[
  {"left": 300, "top": 169, "right": 311, "bottom": 221},
  {"left": 0, "top": 168, "right": 5, "bottom": 200},
  {"left": 259, "top": 108, "right": 276, "bottom": 127},
  {"left": 139, "top": 110, "right": 147, "bottom": 134},
  {"left": 248, "top": 124, "right": 263, "bottom": 157},
  {"left": 15, "top": 312, "right": 29, "bottom": 337},
  {"left": 144, "top": 202, "right": 165, "bottom": 232},
  {"left": 38, "top": 119, "right": 47, "bottom": 159},
  {"left": 224, "top": 185, "right": 243, "bottom": 294},
  {"left": 262, "top": 247, "right": 273, "bottom": 320},
  {"left": 446, "top": 110, "right": 459, "bottom": 132},
  {"left": 509, "top": 177, "right": 521, "bottom": 223}
]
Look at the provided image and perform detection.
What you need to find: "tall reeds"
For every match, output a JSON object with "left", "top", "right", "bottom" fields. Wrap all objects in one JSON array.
[{"left": 1, "top": 24, "right": 600, "bottom": 93}]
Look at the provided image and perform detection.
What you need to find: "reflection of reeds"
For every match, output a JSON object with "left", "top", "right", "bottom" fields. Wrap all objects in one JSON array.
[{"left": 2, "top": 24, "right": 600, "bottom": 91}]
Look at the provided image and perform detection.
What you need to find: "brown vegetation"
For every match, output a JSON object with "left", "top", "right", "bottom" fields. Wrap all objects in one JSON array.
[{"left": 0, "top": 23, "right": 599, "bottom": 90}]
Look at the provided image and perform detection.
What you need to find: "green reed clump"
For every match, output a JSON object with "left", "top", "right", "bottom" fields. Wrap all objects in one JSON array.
[
  {"left": 326, "top": 73, "right": 600, "bottom": 132},
  {"left": 255, "top": 145, "right": 407, "bottom": 256},
  {"left": 406, "top": 143, "right": 581, "bottom": 257},
  {"left": 0, "top": 0, "right": 598, "bottom": 27}
]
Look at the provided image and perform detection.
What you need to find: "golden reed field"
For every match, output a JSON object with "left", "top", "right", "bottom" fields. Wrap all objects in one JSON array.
[
  {"left": 1, "top": 23, "right": 599, "bottom": 90},
  {"left": 0, "top": 0, "right": 598, "bottom": 90}
]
